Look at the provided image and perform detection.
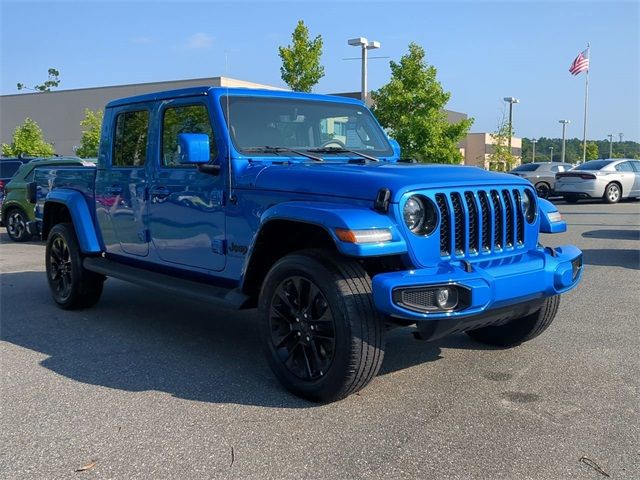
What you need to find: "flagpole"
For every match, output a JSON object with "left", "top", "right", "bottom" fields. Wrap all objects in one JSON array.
[{"left": 581, "top": 43, "right": 590, "bottom": 163}]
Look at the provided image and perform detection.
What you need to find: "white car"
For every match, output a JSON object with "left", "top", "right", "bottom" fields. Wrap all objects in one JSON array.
[{"left": 555, "top": 159, "right": 640, "bottom": 204}]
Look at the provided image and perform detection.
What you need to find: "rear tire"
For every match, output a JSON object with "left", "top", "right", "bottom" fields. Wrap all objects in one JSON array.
[
  {"left": 258, "top": 249, "right": 385, "bottom": 402},
  {"left": 466, "top": 295, "right": 560, "bottom": 347},
  {"left": 5, "top": 207, "right": 32, "bottom": 242},
  {"left": 603, "top": 182, "right": 621, "bottom": 204},
  {"left": 45, "top": 223, "right": 104, "bottom": 310}
]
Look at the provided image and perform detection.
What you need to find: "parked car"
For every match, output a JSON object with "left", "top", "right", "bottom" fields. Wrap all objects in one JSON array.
[
  {"left": 1, "top": 157, "right": 91, "bottom": 241},
  {"left": 0, "top": 155, "right": 38, "bottom": 211},
  {"left": 555, "top": 159, "right": 640, "bottom": 204},
  {"left": 510, "top": 162, "right": 574, "bottom": 198},
  {"left": 33, "top": 87, "right": 582, "bottom": 402}
]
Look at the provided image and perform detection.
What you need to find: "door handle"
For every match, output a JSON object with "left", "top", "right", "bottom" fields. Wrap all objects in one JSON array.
[
  {"left": 105, "top": 185, "right": 123, "bottom": 195},
  {"left": 149, "top": 186, "right": 170, "bottom": 199}
]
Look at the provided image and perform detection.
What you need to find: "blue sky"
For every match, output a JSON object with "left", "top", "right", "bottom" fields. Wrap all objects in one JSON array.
[{"left": 1, "top": 0, "right": 638, "bottom": 140}]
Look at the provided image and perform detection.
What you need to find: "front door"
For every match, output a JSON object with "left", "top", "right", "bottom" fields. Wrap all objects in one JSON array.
[
  {"left": 96, "top": 107, "right": 150, "bottom": 257},
  {"left": 147, "top": 99, "right": 226, "bottom": 271}
]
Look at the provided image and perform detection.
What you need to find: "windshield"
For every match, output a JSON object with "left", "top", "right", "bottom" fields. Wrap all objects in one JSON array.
[
  {"left": 221, "top": 96, "right": 393, "bottom": 158},
  {"left": 512, "top": 164, "right": 540, "bottom": 172},
  {"left": 574, "top": 160, "right": 613, "bottom": 171}
]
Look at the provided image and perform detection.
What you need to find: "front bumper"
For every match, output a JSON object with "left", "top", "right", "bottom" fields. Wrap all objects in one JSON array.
[{"left": 372, "top": 245, "right": 582, "bottom": 321}]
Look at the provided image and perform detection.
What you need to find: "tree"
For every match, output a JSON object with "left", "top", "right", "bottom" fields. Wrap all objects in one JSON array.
[
  {"left": 75, "top": 109, "right": 103, "bottom": 158},
  {"left": 585, "top": 142, "right": 599, "bottom": 160},
  {"left": 371, "top": 43, "right": 473, "bottom": 164},
  {"left": 278, "top": 20, "right": 324, "bottom": 92},
  {"left": 17, "top": 68, "right": 61, "bottom": 92},
  {"left": 2, "top": 118, "right": 55, "bottom": 156},
  {"left": 487, "top": 114, "right": 518, "bottom": 171}
]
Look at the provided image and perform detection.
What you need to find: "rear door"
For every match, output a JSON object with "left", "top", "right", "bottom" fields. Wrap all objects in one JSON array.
[
  {"left": 614, "top": 161, "right": 636, "bottom": 198},
  {"left": 96, "top": 107, "right": 151, "bottom": 256},
  {"left": 147, "top": 98, "right": 226, "bottom": 271},
  {"left": 630, "top": 161, "right": 640, "bottom": 195}
]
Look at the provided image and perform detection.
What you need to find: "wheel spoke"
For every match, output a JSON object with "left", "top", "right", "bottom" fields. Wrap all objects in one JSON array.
[
  {"left": 300, "top": 345, "right": 313, "bottom": 379},
  {"left": 274, "top": 329, "right": 296, "bottom": 349}
]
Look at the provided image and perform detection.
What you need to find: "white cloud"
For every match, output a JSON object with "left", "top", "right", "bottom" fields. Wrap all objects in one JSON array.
[{"left": 186, "top": 33, "right": 214, "bottom": 49}]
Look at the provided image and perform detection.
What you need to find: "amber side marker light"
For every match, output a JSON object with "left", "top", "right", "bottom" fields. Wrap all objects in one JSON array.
[{"left": 335, "top": 228, "right": 393, "bottom": 244}]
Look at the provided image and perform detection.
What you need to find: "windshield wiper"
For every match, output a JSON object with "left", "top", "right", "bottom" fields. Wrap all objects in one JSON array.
[
  {"left": 244, "top": 146, "right": 323, "bottom": 162},
  {"left": 307, "top": 147, "right": 380, "bottom": 162}
]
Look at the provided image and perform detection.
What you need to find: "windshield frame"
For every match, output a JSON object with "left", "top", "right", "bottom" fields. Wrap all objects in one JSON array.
[{"left": 219, "top": 95, "right": 394, "bottom": 161}]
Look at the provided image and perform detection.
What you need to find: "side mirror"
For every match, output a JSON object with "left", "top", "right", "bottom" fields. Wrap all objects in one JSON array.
[
  {"left": 178, "top": 133, "right": 210, "bottom": 164},
  {"left": 27, "top": 181, "right": 37, "bottom": 204},
  {"left": 388, "top": 138, "right": 401, "bottom": 158}
]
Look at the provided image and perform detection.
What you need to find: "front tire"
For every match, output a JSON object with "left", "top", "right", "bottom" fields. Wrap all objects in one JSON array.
[
  {"left": 603, "top": 182, "right": 621, "bottom": 204},
  {"left": 535, "top": 182, "right": 551, "bottom": 199},
  {"left": 5, "top": 207, "right": 32, "bottom": 242},
  {"left": 258, "top": 249, "right": 385, "bottom": 402},
  {"left": 45, "top": 223, "right": 104, "bottom": 310},
  {"left": 466, "top": 295, "right": 560, "bottom": 347}
]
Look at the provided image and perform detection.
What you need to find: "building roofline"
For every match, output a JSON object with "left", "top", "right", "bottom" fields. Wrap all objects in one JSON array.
[{"left": 0, "top": 76, "right": 264, "bottom": 98}]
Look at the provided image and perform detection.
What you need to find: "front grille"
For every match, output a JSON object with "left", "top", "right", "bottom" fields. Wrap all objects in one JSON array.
[{"left": 436, "top": 188, "right": 528, "bottom": 258}]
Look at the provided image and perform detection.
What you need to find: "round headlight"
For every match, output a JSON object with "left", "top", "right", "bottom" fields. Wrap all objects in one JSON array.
[
  {"left": 523, "top": 189, "right": 536, "bottom": 223},
  {"left": 403, "top": 195, "right": 438, "bottom": 235}
]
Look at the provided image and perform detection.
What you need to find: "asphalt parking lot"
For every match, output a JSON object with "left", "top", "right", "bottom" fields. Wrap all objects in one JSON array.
[{"left": 1, "top": 200, "right": 638, "bottom": 480}]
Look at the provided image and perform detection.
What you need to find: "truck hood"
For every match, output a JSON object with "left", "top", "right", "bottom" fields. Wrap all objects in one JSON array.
[{"left": 236, "top": 162, "right": 529, "bottom": 202}]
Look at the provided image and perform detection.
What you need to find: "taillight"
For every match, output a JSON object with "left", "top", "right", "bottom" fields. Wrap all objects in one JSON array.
[
  {"left": 578, "top": 173, "right": 596, "bottom": 180},
  {"left": 0, "top": 180, "right": 5, "bottom": 190},
  {"left": 556, "top": 172, "right": 596, "bottom": 180}
]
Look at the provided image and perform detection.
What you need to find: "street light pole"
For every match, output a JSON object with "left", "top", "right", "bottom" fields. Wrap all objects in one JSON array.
[
  {"left": 559, "top": 120, "right": 570, "bottom": 162},
  {"left": 348, "top": 37, "right": 381, "bottom": 103},
  {"left": 549, "top": 146, "right": 554, "bottom": 162},
  {"left": 503, "top": 97, "right": 520, "bottom": 152},
  {"left": 607, "top": 134, "right": 614, "bottom": 158},
  {"left": 531, "top": 138, "right": 537, "bottom": 162}
]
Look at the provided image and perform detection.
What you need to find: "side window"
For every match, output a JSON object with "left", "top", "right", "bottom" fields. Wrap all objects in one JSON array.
[
  {"left": 162, "top": 104, "right": 216, "bottom": 167},
  {"left": 25, "top": 169, "right": 36, "bottom": 182},
  {"left": 550, "top": 165, "right": 560, "bottom": 172},
  {"left": 615, "top": 162, "right": 633, "bottom": 172},
  {"left": 113, "top": 110, "right": 149, "bottom": 167},
  {"left": 629, "top": 161, "right": 640, "bottom": 172}
]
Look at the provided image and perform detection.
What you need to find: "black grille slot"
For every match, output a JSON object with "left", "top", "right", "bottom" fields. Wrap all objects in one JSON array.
[
  {"left": 464, "top": 191, "right": 479, "bottom": 254},
  {"left": 502, "top": 189, "right": 514, "bottom": 247},
  {"left": 451, "top": 192, "right": 465, "bottom": 255},
  {"left": 435, "top": 194, "right": 450, "bottom": 255},
  {"left": 478, "top": 191, "right": 491, "bottom": 251},
  {"left": 490, "top": 190, "right": 504, "bottom": 249},
  {"left": 401, "top": 288, "right": 436, "bottom": 311},
  {"left": 512, "top": 189, "right": 524, "bottom": 244}
]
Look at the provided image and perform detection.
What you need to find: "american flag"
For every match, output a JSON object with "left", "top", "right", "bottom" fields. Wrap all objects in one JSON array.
[{"left": 569, "top": 48, "right": 589, "bottom": 75}]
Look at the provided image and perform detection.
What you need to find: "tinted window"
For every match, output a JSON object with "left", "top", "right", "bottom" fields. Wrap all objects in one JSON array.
[
  {"left": 162, "top": 104, "right": 216, "bottom": 167},
  {"left": 574, "top": 160, "right": 613, "bottom": 171},
  {"left": 615, "top": 162, "right": 634, "bottom": 172},
  {"left": 222, "top": 96, "right": 393, "bottom": 157},
  {"left": 512, "top": 164, "right": 540, "bottom": 172},
  {"left": 113, "top": 110, "right": 149, "bottom": 167},
  {"left": 0, "top": 161, "right": 22, "bottom": 178},
  {"left": 630, "top": 161, "right": 640, "bottom": 172}
]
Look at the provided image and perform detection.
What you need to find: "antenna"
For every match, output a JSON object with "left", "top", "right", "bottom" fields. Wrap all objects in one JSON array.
[{"left": 225, "top": 52, "right": 236, "bottom": 204}]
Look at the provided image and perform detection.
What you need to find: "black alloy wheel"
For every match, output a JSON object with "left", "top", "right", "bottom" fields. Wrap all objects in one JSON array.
[
  {"left": 269, "top": 275, "right": 336, "bottom": 381},
  {"left": 48, "top": 234, "right": 73, "bottom": 302},
  {"left": 6, "top": 208, "right": 32, "bottom": 241},
  {"left": 535, "top": 182, "right": 550, "bottom": 199}
]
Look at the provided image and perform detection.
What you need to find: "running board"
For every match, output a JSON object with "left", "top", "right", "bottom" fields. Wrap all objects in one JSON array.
[{"left": 83, "top": 256, "right": 250, "bottom": 309}]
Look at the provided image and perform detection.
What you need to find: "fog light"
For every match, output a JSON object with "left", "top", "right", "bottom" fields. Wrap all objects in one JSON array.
[{"left": 436, "top": 286, "right": 458, "bottom": 310}]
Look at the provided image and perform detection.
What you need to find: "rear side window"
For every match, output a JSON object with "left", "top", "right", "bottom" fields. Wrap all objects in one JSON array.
[
  {"left": 631, "top": 161, "right": 640, "bottom": 172},
  {"left": 614, "top": 162, "right": 634, "bottom": 172},
  {"left": 113, "top": 110, "right": 149, "bottom": 167},
  {"left": 512, "top": 164, "right": 540, "bottom": 172},
  {"left": 0, "top": 161, "right": 22, "bottom": 178},
  {"left": 161, "top": 104, "right": 216, "bottom": 167}
]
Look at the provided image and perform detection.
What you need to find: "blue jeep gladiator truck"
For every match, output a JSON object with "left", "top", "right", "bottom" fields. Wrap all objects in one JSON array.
[{"left": 34, "top": 87, "right": 583, "bottom": 402}]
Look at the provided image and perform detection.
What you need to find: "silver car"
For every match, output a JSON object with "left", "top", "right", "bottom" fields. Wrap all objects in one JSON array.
[
  {"left": 555, "top": 159, "right": 640, "bottom": 204},
  {"left": 509, "top": 162, "right": 574, "bottom": 198}
]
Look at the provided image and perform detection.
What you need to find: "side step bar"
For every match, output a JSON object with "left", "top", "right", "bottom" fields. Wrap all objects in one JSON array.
[{"left": 83, "top": 256, "right": 250, "bottom": 309}]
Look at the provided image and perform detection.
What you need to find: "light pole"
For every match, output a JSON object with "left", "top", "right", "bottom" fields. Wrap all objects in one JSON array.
[
  {"left": 559, "top": 120, "right": 570, "bottom": 162},
  {"left": 348, "top": 37, "right": 381, "bottom": 103},
  {"left": 531, "top": 138, "right": 537, "bottom": 162},
  {"left": 618, "top": 132, "right": 624, "bottom": 156},
  {"left": 503, "top": 97, "right": 520, "bottom": 152},
  {"left": 607, "top": 134, "right": 614, "bottom": 158},
  {"left": 549, "top": 146, "right": 554, "bottom": 162}
]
